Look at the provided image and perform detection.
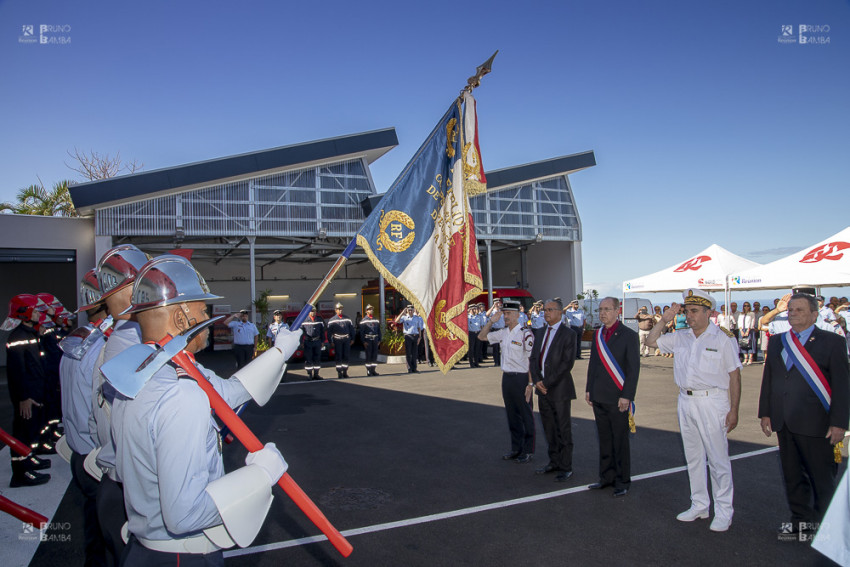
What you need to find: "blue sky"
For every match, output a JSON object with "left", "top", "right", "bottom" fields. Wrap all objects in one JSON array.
[{"left": 1, "top": 0, "right": 848, "bottom": 304}]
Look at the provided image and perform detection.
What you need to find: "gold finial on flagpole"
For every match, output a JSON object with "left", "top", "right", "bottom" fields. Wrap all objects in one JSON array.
[{"left": 462, "top": 50, "right": 498, "bottom": 95}]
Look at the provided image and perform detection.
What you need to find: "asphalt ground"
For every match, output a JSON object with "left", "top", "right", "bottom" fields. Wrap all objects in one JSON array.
[{"left": 4, "top": 348, "right": 844, "bottom": 566}]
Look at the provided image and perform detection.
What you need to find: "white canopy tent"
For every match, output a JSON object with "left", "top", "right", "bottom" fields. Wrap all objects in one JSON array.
[
  {"left": 623, "top": 244, "right": 761, "bottom": 294},
  {"left": 728, "top": 227, "right": 850, "bottom": 290}
]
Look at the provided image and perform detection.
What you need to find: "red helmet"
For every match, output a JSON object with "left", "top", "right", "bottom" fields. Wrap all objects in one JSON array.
[
  {"left": 1, "top": 294, "right": 51, "bottom": 331},
  {"left": 97, "top": 245, "right": 151, "bottom": 300},
  {"left": 77, "top": 269, "right": 103, "bottom": 312}
]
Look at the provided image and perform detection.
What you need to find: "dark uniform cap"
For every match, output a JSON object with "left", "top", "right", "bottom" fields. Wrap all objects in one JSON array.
[
  {"left": 501, "top": 300, "right": 520, "bottom": 312},
  {"left": 273, "top": 309, "right": 282, "bottom": 315},
  {"left": 365, "top": 304, "right": 373, "bottom": 311},
  {"left": 792, "top": 285, "right": 816, "bottom": 296}
]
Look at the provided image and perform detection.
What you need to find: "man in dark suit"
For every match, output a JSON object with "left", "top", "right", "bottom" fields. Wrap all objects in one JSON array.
[
  {"left": 759, "top": 293, "right": 850, "bottom": 534},
  {"left": 585, "top": 297, "right": 640, "bottom": 497},
  {"left": 530, "top": 298, "right": 577, "bottom": 482}
]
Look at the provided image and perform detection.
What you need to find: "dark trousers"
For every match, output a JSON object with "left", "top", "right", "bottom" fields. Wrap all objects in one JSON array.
[
  {"left": 232, "top": 344, "right": 253, "bottom": 369},
  {"left": 11, "top": 399, "right": 45, "bottom": 475},
  {"left": 333, "top": 338, "right": 351, "bottom": 372},
  {"left": 777, "top": 426, "right": 839, "bottom": 524},
  {"left": 72, "top": 451, "right": 107, "bottom": 567},
  {"left": 537, "top": 393, "right": 573, "bottom": 472},
  {"left": 97, "top": 475, "right": 127, "bottom": 567},
  {"left": 468, "top": 332, "right": 480, "bottom": 366},
  {"left": 404, "top": 333, "right": 419, "bottom": 371},
  {"left": 502, "top": 372, "right": 535, "bottom": 454},
  {"left": 570, "top": 326, "right": 584, "bottom": 358},
  {"left": 491, "top": 342, "right": 502, "bottom": 366},
  {"left": 122, "top": 536, "right": 223, "bottom": 567},
  {"left": 363, "top": 339, "right": 379, "bottom": 372},
  {"left": 304, "top": 341, "right": 322, "bottom": 374},
  {"left": 592, "top": 402, "right": 631, "bottom": 489}
]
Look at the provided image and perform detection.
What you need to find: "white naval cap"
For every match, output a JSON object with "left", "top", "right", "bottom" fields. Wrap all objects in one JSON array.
[{"left": 682, "top": 288, "right": 715, "bottom": 310}]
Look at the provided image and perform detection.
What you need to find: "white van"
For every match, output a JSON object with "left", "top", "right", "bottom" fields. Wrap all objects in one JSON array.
[{"left": 621, "top": 297, "right": 653, "bottom": 333}]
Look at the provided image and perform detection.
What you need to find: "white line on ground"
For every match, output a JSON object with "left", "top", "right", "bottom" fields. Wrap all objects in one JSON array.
[{"left": 224, "top": 446, "right": 780, "bottom": 558}]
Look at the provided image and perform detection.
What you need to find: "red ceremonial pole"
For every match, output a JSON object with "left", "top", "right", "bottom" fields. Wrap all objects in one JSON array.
[
  {"left": 172, "top": 352, "right": 353, "bottom": 558},
  {"left": 0, "top": 494, "right": 48, "bottom": 529},
  {"left": 0, "top": 426, "right": 35, "bottom": 457}
]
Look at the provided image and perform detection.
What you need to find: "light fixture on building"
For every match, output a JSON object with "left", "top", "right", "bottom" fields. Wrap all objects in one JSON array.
[
  {"left": 535, "top": 233, "right": 544, "bottom": 243},
  {"left": 318, "top": 227, "right": 327, "bottom": 239},
  {"left": 334, "top": 293, "right": 356, "bottom": 297},
  {"left": 268, "top": 295, "right": 290, "bottom": 300}
]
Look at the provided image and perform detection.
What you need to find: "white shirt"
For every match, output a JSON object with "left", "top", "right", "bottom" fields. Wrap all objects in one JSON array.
[
  {"left": 656, "top": 322, "right": 741, "bottom": 390},
  {"left": 538, "top": 321, "right": 562, "bottom": 378},
  {"left": 737, "top": 312, "right": 756, "bottom": 331},
  {"left": 486, "top": 323, "right": 534, "bottom": 374}
]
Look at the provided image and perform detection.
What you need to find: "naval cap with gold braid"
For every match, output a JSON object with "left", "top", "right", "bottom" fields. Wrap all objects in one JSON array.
[{"left": 682, "top": 288, "right": 715, "bottom": 310}]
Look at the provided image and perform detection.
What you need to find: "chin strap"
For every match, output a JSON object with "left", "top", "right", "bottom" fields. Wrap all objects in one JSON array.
[{"left": 170, "top": 351, "right": 353, "bottom": 558}]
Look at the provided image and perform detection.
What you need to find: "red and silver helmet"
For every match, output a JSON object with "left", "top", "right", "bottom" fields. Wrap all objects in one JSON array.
[
  {"left": 1, "top": 294, "right": 51, "bottom": 331},
  {"left": 35, "top": 292, "right": 74, "bottom": 326},
  {"left": 77, "top": 269, "right": 103, "bottom": 312},
  {"left": 121, "top": 255, "right": 221, "bottom": 315},
  {"left": 97, "top": 245, "right": 151, "bottom": 300}
]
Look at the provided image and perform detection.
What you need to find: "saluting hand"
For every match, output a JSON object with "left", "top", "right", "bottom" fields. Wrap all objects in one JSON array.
[{"left": 662, "top": 303, "right": 680, "bottom": 324}]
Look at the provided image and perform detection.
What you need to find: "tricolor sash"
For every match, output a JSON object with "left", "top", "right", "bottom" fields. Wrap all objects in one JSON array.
[
  {"left": 596, "top": 327, "right": 625, "bottom": 391},
  {"left": 781, "top": 331, "right": 831, "bottom": 411}
]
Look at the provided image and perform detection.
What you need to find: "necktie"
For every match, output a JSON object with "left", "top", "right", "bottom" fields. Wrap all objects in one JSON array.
[{"left": 539, "top": 326, "right": 552, "bottom": 369}]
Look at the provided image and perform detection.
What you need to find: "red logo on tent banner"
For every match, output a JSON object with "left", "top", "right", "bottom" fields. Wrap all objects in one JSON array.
[
  {"left": 799, "top": 242, "right": 850, "bottom": 264},
  {"left": 674, "top": 255, "right": 711, "bottom": 272}
]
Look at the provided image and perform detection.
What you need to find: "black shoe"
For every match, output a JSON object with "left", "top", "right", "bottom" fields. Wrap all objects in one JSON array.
[
  {"left": 343, "top": 371, "right": 349, "bottom": 378},
  {"left": 555, "top": 471, "right": 574, "bottom": 482},
  {"left": 34, "top": 443, "right": 56, "bottom": 455},
  {"left": 613, "top": 488, "right": 629, "bottom": 497},
  {"left": 535, "top": 464, "right": 559, "bottom": 475},
  {"left": 10, "top": 470, "right": 50, "bottom": 487},
  {"left": 516, "top": 454, "right": 533, "bottom": 464},
  {"left": 412, "top": 369, "right": 420, "bottom": 373},
  {"left": 25, "top": 455, "right": 51, "bottom": 471},
  {"left": 372, "top": 370, "right": 380, "bottom": 376},
  {"left": 502, "top": 451, "right": 521, "bottom": 460},
  {"left": 588, "top": 482, "right": 611, "bottom": 490}
]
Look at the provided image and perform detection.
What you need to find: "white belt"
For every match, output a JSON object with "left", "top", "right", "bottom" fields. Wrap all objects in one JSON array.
[
  {"left": 680, "top": 387, "right": 721, "bottom": 397},
  {"left": 138, "top": 533, "right": 221, "bottom": 554}
]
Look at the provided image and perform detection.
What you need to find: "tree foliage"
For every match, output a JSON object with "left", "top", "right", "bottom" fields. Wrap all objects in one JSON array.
[{"left": 0, "top": 179, "right": 77, "bottom": 217}]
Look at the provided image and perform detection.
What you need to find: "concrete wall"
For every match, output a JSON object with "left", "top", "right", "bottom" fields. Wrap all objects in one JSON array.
[{"left": 0, "top": 214, "right": 96, "bottom": 365}]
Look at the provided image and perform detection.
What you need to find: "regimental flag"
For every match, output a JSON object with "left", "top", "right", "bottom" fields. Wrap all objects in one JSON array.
[{"left": 357, "top": 91, "right": 486, "bottom": 373}]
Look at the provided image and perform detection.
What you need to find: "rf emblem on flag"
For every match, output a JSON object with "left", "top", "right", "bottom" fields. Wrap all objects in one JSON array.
[{"left": 377, "top": 210, "right": 415, "bottom": 253}]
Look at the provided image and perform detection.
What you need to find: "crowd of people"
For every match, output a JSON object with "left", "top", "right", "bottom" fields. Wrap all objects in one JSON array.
[{"left": 4, "top": 270, "right": 849, "bottom": 561}]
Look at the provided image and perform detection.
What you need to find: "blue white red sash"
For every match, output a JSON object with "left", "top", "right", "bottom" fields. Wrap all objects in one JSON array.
[
  {"left": 596, "top": 327, "right": 625, "bottom": 391},
  {"left": 780, "top": 331, "right": 831, "bottom": 411}
]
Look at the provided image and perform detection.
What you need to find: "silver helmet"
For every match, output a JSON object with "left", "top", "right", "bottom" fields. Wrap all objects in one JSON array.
[
  {"left": 97, "top": 244, "right": 151, "bottom": 300},
  {"left": 121, "top": 255, "right": 221, "bottom": 315},
  {"left": 77, "top": 269, "right": 103, "bottom": 312}
]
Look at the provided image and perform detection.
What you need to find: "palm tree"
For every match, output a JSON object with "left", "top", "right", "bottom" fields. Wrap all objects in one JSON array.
[{"left": 0, "top": 180, "right": 77, "bottom": 217}]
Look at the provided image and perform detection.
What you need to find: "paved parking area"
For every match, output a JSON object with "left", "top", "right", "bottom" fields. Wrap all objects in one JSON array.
[{"left": 8, "top": 353, "right": 844, "bottom": 566}]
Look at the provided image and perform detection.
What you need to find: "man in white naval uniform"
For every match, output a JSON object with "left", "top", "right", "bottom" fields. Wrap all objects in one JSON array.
[
  {"left": 107, "top": 255, "right": 299, "bottom": 566},
  {"left": 645, "top": 288, "right": 742, "bottom": 533},
  {"left": 480, "top": 300, "right": 536, "bottom": 463}
]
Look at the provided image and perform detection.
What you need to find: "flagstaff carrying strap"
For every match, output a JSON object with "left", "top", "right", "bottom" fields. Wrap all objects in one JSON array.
[{"left": 781, "top": 331, "right": 832, "bottom": 412}]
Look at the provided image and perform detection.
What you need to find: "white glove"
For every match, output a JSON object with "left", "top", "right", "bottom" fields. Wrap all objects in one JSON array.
[
  {"left": 274, "top": 328, "right": 301, "bottom": 360},
  {"left": 245, "top": 442, "right": 288, "bottom": 485}
]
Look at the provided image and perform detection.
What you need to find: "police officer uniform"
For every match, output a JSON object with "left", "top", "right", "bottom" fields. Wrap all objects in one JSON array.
[
  {"left": 327, "top": 304, "right": 355, "bottom": 378},
  {"left": 487, "top": 303, "right": 505, "bottom": 366},
  {"left": 655, "top": 289, "right": 741, "bottom": 531},
  {"left": 564, "top": 301, "right": 586, "bottom": 359},
  {"left": 484, "top": 301, "right": 536, "bottom": 462},
  {"left": 398, "top": 307, "right": 424, "bottom": 373},
  {"left": 301, "top": 309, "right": 326, "bottom": 380},
  {"left": 266, "top": 310, "right": 289, "bottom": 343},
  {"left": 467, "top": 306, "right": 483, "bottom": 367},
  {"left": 359, "top": 306, "right": 382, "bottom": 376},
  {"left": 228, "top": 311, "right": 259, "bottom": 369}
]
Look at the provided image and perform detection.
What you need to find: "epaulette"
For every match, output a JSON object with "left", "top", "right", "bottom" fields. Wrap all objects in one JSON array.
[{"left": 719, "top": 326, "right": 734, "bottom": 338}]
